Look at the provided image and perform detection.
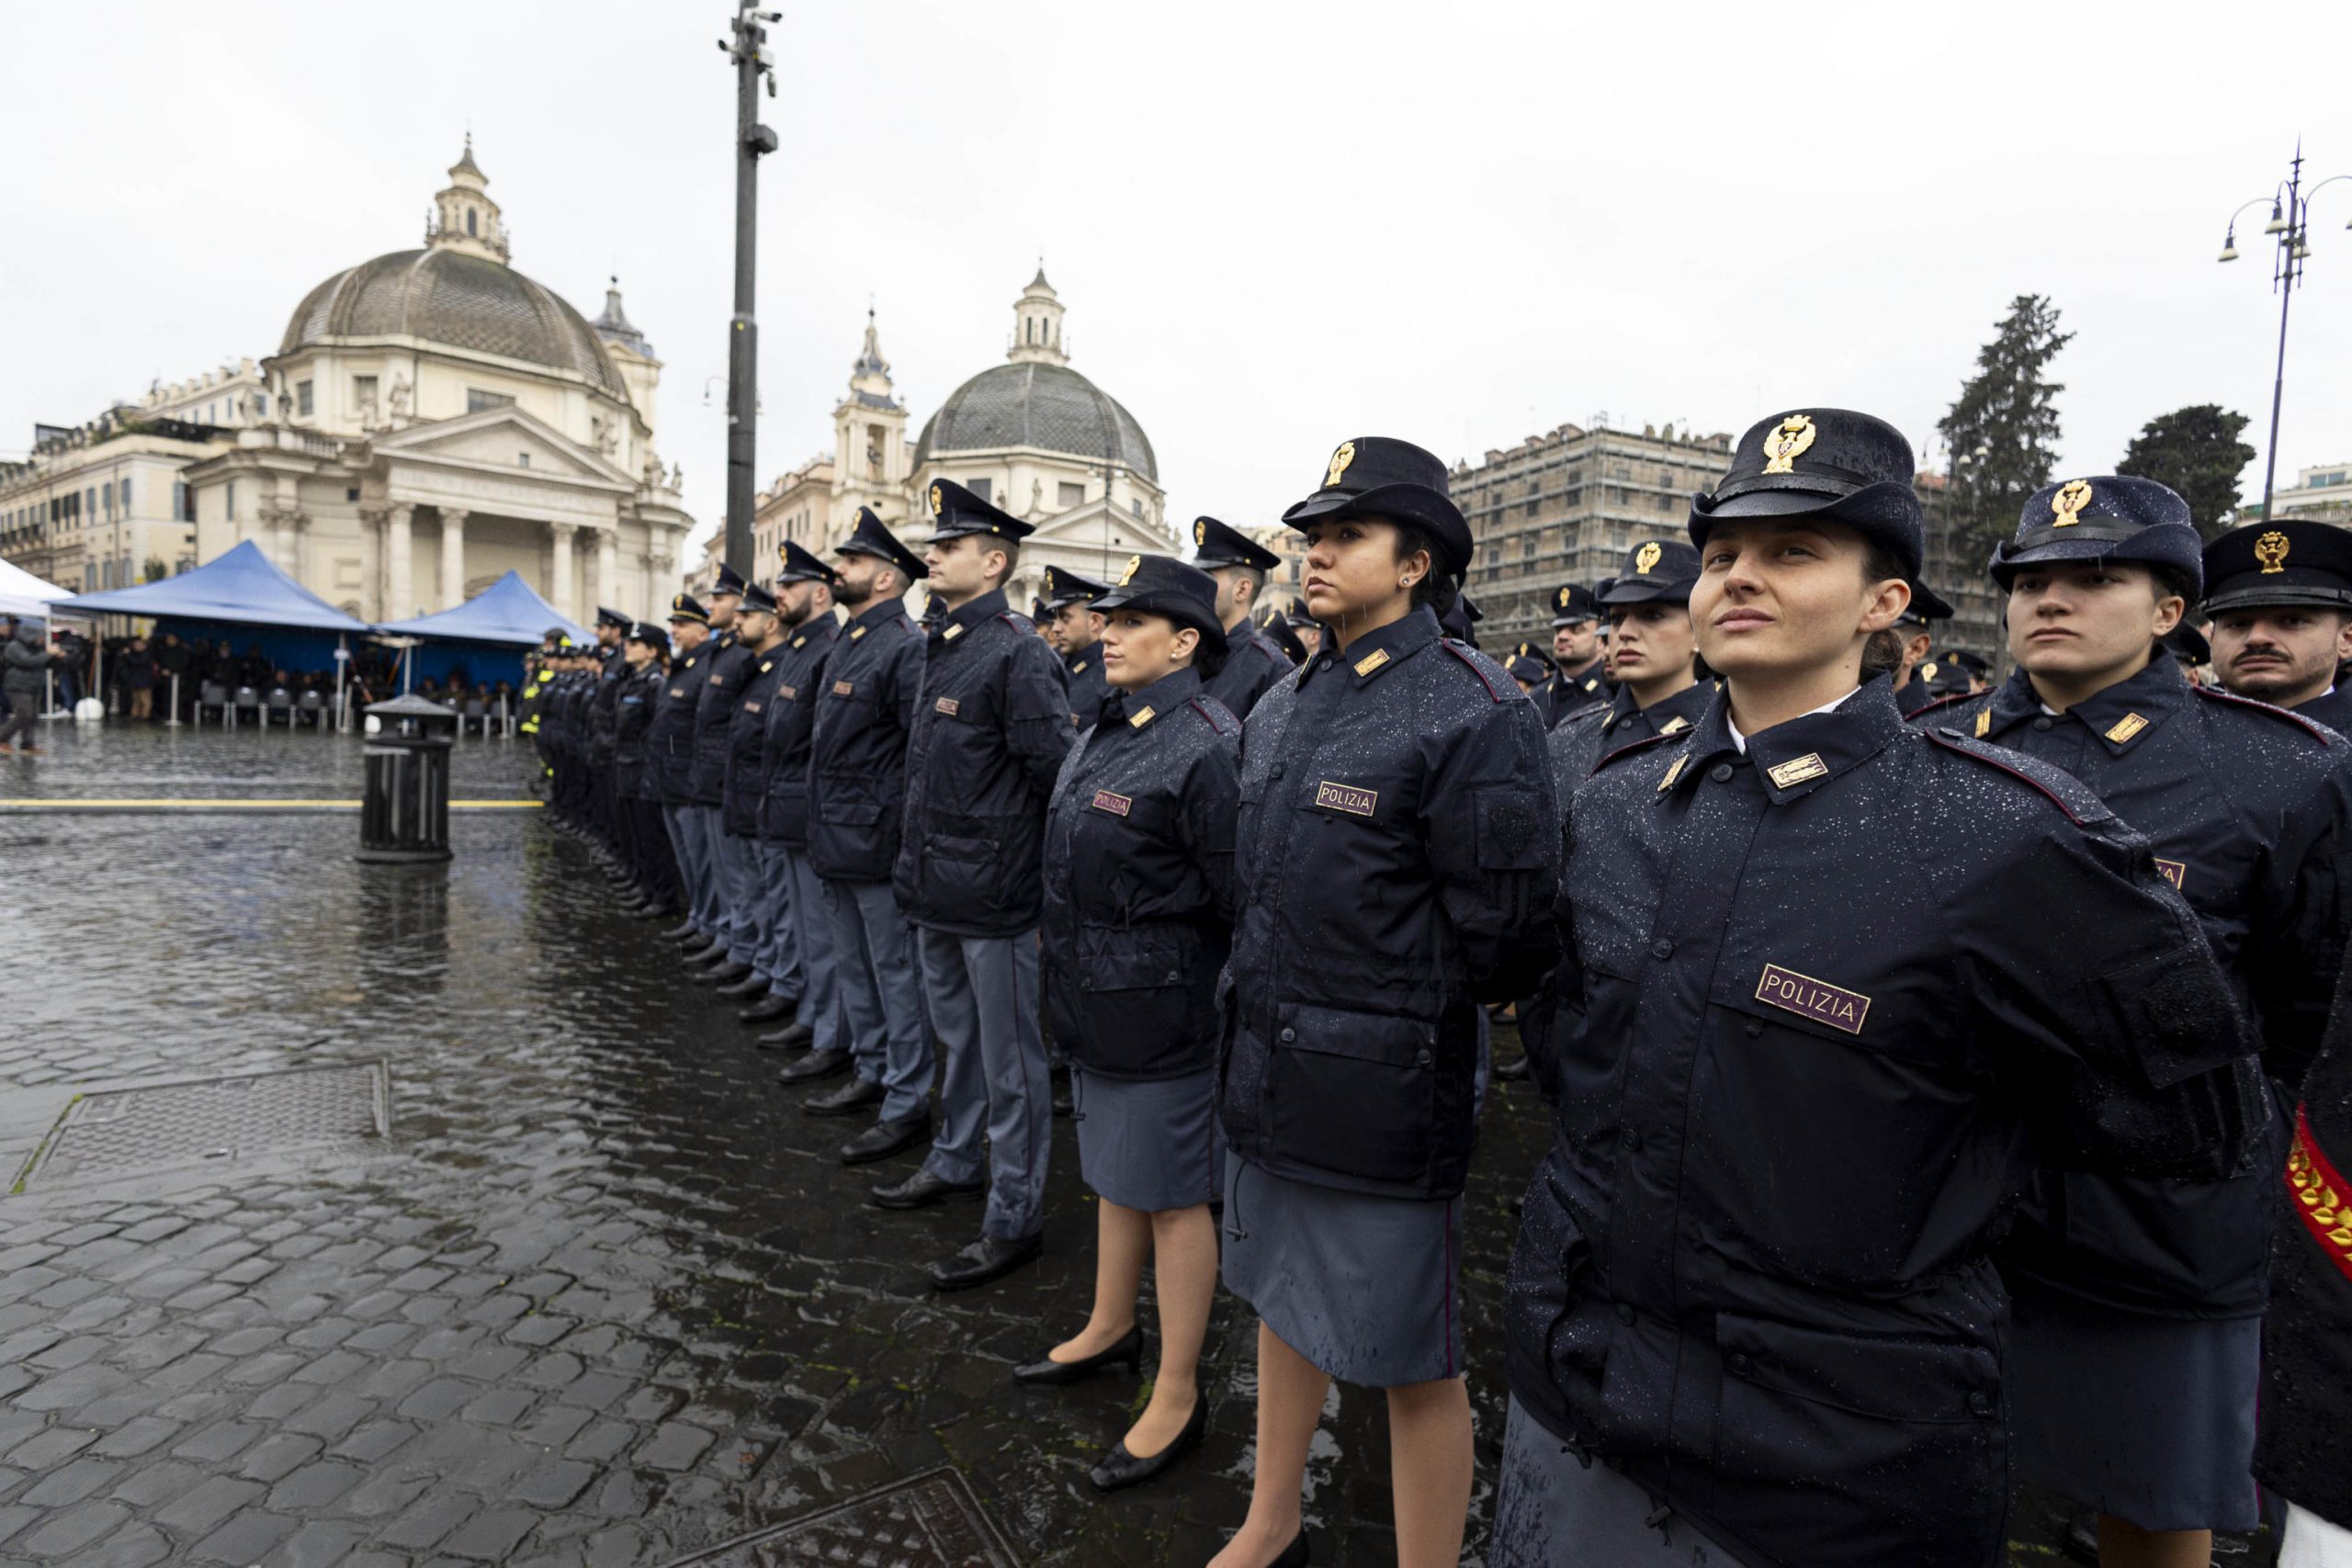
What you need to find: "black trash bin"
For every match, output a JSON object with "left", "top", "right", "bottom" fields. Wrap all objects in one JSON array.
[{"left": 359, "top": 695, "right": 458, "bottom": 863}]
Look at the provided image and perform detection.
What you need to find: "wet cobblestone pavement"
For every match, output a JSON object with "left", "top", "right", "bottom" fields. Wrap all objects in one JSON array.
[{"left": 0, "top": 727, "right": 2278, "bottom": 1566}]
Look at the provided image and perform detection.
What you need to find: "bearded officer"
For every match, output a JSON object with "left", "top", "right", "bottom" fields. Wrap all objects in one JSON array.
[
  {"left": 1190, "top": 515, "right": 1293, "bottom": 720},
  {"left": 875, "top": 479, "right": 1073, "bottom": 1292},
  {"left": 709, "top": 581, "right": 794, "bottom": 1001},
  {"left": 681, "top": 563, "right": 753, "bottom": 968},
  {"left": 2203, "top": 519, "right": 2352, "bottom": 734},
  {"left": 649, "top": 595, "right": 714, "bottom": 945},
  {"left": 745, "top": 543, "right": 842, "bottom": 1039},
  {"left": 1043, "top": 565, "right": 1117, "bottom": 730},
  {"left": 1544, "top": 582, "right": 1608, "bottom": 724}
]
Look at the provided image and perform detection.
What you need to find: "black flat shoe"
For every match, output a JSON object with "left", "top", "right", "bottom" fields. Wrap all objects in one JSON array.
[
  {"left": 804, "top": 1077, "right": 886, "bottom": 1118},
  {"left": 1052, "top": 1084, "right": 1074, "bottom": 1118},
  {"left": 839, "top": 1111, "right": 931, "bottom": 1165},
  {"left": 737, "top": 993, "right": 795, "bottom": 1024},
  {"left": 680, "top": 940, "right": 723, "bottom": 963},
  {"left": 774, "top": 1043, "right": 845, "bottom": 1080},
  {"left": 1271, "top": 1529, "right": 1310, "bottom": 1566},
  {"left": 1086, "top": 1388, "right": 1205, "bottom": 1493},
  {"left": 1012, "top": 1324, "right": 1143, "bottom": 1386},
  {"left": 927, "top": 1232, "right": 1042, "bottom": 1292},
  {"left": 872, "top": 1170, "right": 984, "bottom": 1212},
  {"left": 715, "top": 972, "right": 770, "bottom": 998},
  {"left": 699, "top": 961, "right": 756, "bottom": 986},
  {"left": 1493, "top": 1052, "right": 1532, "bottom": 1082},
  {"left": 762, "top": 1022, "right": 821, "bottom": 1056},
  {"left": 662, "top": 920, "right": 701, "bottom": 942}
]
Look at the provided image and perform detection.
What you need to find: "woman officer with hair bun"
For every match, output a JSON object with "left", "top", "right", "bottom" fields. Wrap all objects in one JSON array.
[
  {"left": 1020, "top": 553, "right": 1240, "bottom": 1495},
  {"left": 1208, "top": 438, "right": 1562, "bottom": 1568}
]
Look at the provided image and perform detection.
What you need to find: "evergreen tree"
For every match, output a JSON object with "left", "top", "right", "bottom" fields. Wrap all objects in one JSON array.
[
  {"left": 2116, "top": 404, "right": 2256, "bottom": 540},
  {"left": 1937, "top": 295, "right": 2073, "bottom": 558}
]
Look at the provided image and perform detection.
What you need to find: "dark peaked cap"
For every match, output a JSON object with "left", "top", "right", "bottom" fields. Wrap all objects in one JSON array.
[
  {"left": 711, "top": 560, "right": 748, "bottom": 597},
  {"left": 1042, "top": 565, "right": 1112, "bottom": 611},
  {"left": 2202, "top": 520, "right": 2352, "bottom": 615},
  {"left": 594, "top": 605, "right": 630, "bottom": 630},
  {"left": 666, "top": 592, "right": 709, "bottom": 626},
  {"left": 1687, "top": 408, "right": 1926, "bottom": 578},
  {"left": 1281, "top": 436, "right": 1474, "bottom": 577},
  {"left": 775, "top": 538, "right": 839, "bottom": 585},
  {"left": 925, "top": 479, "right": 1035, "bottom": 543},
  {"left": 835, "top": 505, "right": 928, "bottom": 581},
  {"left": 1089, "top": 553, "right": 1227, "bottom": 656},
  {"left": 1190, "top": 515, "right": 1282, "bottom": 573},
  {"left": 1987, "top": 476, "right": 2201, "bottom": 595},
  {"left": 738, "top": 581, "right": 779, "bottom": 615}
]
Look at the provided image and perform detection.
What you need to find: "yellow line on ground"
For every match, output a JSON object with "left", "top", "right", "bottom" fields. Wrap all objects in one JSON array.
[{"left": 0, "top": 798, "right": 542, "bottom": 809}]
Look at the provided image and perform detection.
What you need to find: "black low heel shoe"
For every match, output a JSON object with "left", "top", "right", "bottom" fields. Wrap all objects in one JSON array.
[
  {"left": 1011, "top": 1324, "right": 1143, "bottom": 1386},
  {"left": 1269, "top": 1529, "right": 1309, "bottom": 1567},
  {"left": 1085, "top": 1389, "right": 1205, "bottom": 1494}
]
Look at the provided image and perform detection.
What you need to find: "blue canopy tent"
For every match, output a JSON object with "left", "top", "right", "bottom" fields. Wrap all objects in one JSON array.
[
  {"left": 375, "top": 570, "right": 588, "bottom": 691},
  {"left": 51, "top": 540, "right": 377, "bottom": 719}
]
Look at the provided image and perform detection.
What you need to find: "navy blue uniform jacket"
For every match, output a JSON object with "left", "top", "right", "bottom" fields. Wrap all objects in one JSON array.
[{"left": 807, "top": 598, "right": 924, "bottom": 885}]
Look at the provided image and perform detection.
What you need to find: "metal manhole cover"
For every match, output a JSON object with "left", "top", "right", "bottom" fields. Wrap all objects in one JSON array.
[
  {"left": 663, "top": 1467, "right": 1021, "bottom": 1566},
  {"left": 17, "top": 1063, "right": 390, "bottom": 1191}
]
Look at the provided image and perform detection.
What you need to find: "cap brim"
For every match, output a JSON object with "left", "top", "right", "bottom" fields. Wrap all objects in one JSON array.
[
  {"left": 2200, "top": 582, "right": 2352, "bottom": 615},
  {"left": 1089, "top": 588, "right": 1228, "bottom": 654},
  {"left": 1281, "top": 483, "right": 1472, "bottom": 574},
  {"left": 1599, "top": 580, "right": 1693, "bottom": 606}
]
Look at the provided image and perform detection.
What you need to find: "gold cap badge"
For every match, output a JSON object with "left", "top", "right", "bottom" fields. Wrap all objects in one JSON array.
[
  {"left": 1920, "top": 661, "right": 1939, "bottom": 680},
  {"left": 1194, "top": 519, "right": 1207, "bottom": 547},
  {"left": 1325, "top": 440, "right": 1357, "bottom": 489},
  {"left": 2050, "top": 479, "right": 2092, "bottom": 527},
  {"left": 928, "top": 483, "right": 943, "bottom": 515},
  {"left": 1634, "top": 541, "right": 1662, "bottom": 575},
  {"left": 1117, "top": 554, "right": 1141, "bottom": 587},
  {"left": 1557, "top": 586, "right": 1573, "bottom": 610},
  {"left": 1760, "top": 414, "right": 1816, "bottom": 475},
  {"left": 2256, "top": 530, "right": 2291, "bottom": 574}
]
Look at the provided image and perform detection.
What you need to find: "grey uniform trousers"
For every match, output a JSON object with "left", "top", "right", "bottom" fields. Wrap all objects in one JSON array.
[
  {"left": 735, "top": 838, "right": 799, "bottom": 994},
  {"left": 915, "top": 926, "right": 1049, "bottom": 1242},
  {"left": 707, "top": 810, "right": 758, "bottom": 954},
  {"left": 663, "top": 803, "right": 719, "bottom": 935},
  {"left": 823, "top": 877, "right": 933, "bottom": 1123},
  {"left": 775, "top": 845, "right": 837, "bottom": 1036}
]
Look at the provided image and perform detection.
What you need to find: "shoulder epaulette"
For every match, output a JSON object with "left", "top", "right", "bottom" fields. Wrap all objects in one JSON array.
[
  {"left": 1185, "top": 695, "right": 1237, "bottom": 735},
  {"left": 1924, "top": 726, "right": 2113, "bottom": 826},
  {"left": 2189, "top": 682, "right": 2335, "bottom": 743},
  {"left": 1556, "top": 703, "right": 1608, "bottom": 728},
  {"left": 1597, "top": 728, "right": 1677, "bottom": 773},
  {"left": 1437, "top": 639, "right": 1507, "bottom": 702}
]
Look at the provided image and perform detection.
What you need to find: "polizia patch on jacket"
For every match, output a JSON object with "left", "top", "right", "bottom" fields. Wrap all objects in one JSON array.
[
  {"left": 934, "top": 697, "right": 961, "bottom": 716},
  {"left": 1754, "top": 964, "right": 1871, "bottom": 1035},
  {"left": 1313, "top": 781, "right": 1378, "bottom": 818},
  {"left": 832, "top": 681, "right": 854, "bottom": 696},
  {"left": 1091, "top": 789, "right": 1133, "bottom": 817}
]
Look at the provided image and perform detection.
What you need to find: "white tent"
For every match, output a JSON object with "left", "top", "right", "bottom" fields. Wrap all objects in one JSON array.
[{"left": 0, "top": 558, "right": 72, "bottom": 621}]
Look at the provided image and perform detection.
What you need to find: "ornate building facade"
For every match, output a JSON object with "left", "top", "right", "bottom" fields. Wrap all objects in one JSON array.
[
  {"left": 179, "top": 141, "right": 693, "bottom": 622},
  {"left": 729, "top": 271, "right": 1180, "bottom": 609}
]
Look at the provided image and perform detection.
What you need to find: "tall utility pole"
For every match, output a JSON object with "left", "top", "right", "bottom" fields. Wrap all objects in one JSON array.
[
  {"left": 719, "top": 5, "right": 779, "bottom": 580},
  {"left": 2217, "top": 141, "right": 2350, "bottom": 520}
]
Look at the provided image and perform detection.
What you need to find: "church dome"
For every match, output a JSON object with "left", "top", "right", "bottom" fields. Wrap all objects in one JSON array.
[
  {"left": 278, "top": 248, "right": 626, "bottom": 400},
  {"left": 914, "top": 361, "right": 1157, "bottom": 481}
]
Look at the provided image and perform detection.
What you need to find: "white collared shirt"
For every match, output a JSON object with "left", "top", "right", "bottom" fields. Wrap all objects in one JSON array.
[{"left": 1727, "top": 687, "right": 1860, "bottom": 756}]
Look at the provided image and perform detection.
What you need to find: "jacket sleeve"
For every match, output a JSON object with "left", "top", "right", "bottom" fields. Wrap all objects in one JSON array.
[
  {"left": 1422, "top": 693, "right": 1563, "bottom": 1003},
  {"left": 1969, "top": 812, "right": 2256, "bottom": 1179},
  {"left": 2245, "top": 761, "right": 2352, "bottom": 1094},
  {"left": 1004, "top": 635, "right": 1075, "bottom": 801},
  {"left": 884, "top": 628, "right": 922, "bottom": 739},
  {"left": 1180, "top": 728, "right": 1243, "bottom": 921}
]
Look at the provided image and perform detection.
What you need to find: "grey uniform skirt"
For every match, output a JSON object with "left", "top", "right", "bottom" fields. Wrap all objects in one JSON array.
[
  {"left": 2006, "top": 1276, "right": 2262, "bottom": 1531},
  {"left": 1219, "top": 1152, "right": 1464, "bottom": 1387},
  {"left": 1071, "top": 1066, "right": 1217, "bottom": 1214}
]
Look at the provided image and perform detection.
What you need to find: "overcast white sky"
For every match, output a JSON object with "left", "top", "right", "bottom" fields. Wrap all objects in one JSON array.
[{"left": 5, "top": 1, "right": 2347, "bottom": 558}]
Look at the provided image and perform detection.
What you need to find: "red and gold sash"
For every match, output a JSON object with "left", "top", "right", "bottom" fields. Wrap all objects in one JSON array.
[{"left": 2287, "top": 1108, "right": 2352, "bottom": 1284}]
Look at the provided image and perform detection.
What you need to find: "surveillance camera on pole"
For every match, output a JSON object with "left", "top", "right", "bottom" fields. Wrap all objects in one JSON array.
[{"left": 718, "top": 2, "right": 779, "bottom": 581}]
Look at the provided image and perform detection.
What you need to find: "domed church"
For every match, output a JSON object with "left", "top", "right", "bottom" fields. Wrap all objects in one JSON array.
[
  {"left": 184, "top": 141, "right": 694, "bottom": 622},
  {"left": 769, "top": 269, "right": 1178, "bottom": 611}
]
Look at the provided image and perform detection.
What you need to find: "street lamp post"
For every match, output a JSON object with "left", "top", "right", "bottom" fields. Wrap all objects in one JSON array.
[
  {"left": 2217, "top": 142, "right": 2351, "bottom": 520},
  {"left": 718, "top": 4, "right": 780, "bottom": 581}
]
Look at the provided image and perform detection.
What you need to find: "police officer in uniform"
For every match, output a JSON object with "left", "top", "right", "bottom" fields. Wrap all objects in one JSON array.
[
  {"left": 1543, "top": 582, "right": 1609, "bottom": 724},
  {"left": 1189, "top": 515, "right": 1293, "bottom": 719},
  {"left": 2203, "top": 518, "right": 2352, "bottom": 734},
  {"left": 1022, "top": 552, "right": 1238, "bottom": 1494},
  {"left": 1940, "top": 646, "right": 1993, "bottom": 693},
  {"left": 1917, "top": 476, "right": 2352, "bottom": 1568},
  {"left": 682, "top": 563, "right": 753, "bottom": 970},
  {"left": 710, "top": 582, "right": 793, "bottom": 999},
  {"left": 748, "top": 542, "right": 842, "bottom": 1038},
  {"left": 588, "top": 606, "right": 630, "bottom": 871},
  {"left": 1494, "top": 412, "right": 2254, "bottom": 1568},
  {"left": 1548, "top": 539, "right": 1712, "bottom": 788},
  {"left": 876, "top": 480, "right": 1072, "bottom": 1292},
  {"left": 1889, "top": 579, "right": 1955, "bottom": 716},
  {"left": 612, "top": 622, "right": 680, "bottom": 919},
  {"left": 1213, "top": 438, "right": 1558, "bottom": 1568},
  {"left": 798, "top": 510, "right": 934, "bottom": 1162},
  {"left": 1257, "top": 606, "right": 1307, "bottom": 667},
  {"left": 649, "top": 595, "right": 714, "bottom": 944},
  {"left": 1042, "top": 565, "right": 1116, "bottom": 730}
]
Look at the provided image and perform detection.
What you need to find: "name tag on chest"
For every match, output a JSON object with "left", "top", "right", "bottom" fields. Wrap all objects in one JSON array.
[
  {"left": 1754, "top": 964, "right": 1871, "bottom": 1035},
  {"left": 667, "top": 687, "right": 685, "bottom": 699},
  {"left": 1313, "top": 780, "right": 1378, "bottom": 818},
  {"left": 742, "top": 701, "right": 762, "bottom": 714},
  {"left": 781, "top": 685, "right": 797, "bottom": 701},
  {"left": 832, "top": 681, "right": 854, "bottom": 696},
  {"left": 934, "top": 697, "right": 961, "bottom": 716},
  {"left": 1091, "top": 789, "right": 1133, "bottom": 817}
]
